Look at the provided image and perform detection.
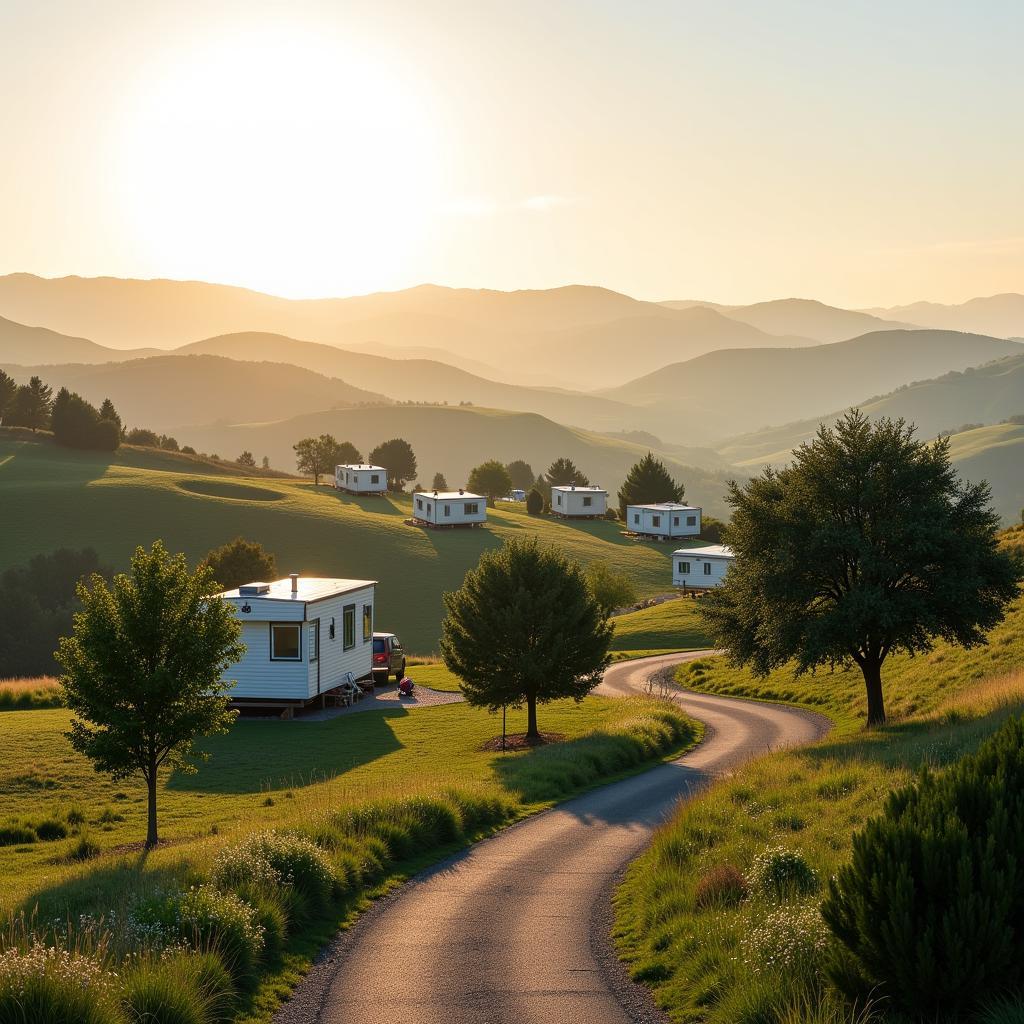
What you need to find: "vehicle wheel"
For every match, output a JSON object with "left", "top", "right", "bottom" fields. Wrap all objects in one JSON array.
[{"left": 395, "top": 660, "right": 406, "bottom": 682}]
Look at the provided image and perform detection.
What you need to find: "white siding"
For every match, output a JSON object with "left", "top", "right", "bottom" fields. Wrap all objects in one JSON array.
[
  {"left": 335, "top": 465, "right": 388, "bottom": 493},
  {"left": 673, "top": 555, "right": 731, "bottom": 589},
  {"left": 627, "top": 505, "right": 701, "bottom": 538},
  {"left": 412, "top": 492, "right": 487, "bottom": 525},
  {"left": 305, "top": 586, "right": 375, "bottom": 697},
  {"left": 552, "top": 487, "right": 608, "bottom": 517},
  {"left": 226, "top": 621, "right": 309, "bottom": 700}
]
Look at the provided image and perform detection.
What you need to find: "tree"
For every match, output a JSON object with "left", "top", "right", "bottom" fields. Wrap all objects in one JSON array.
[
  {"left": 334, "top": 440, "right": 361, "bottom": 465},
  {"left": 126, "top": 427, "right": 160, "bottom": 447},
  {"left": 7, "top": 376, "right": 53, "bottom": 431},
  {"left": 432, "top": 472, "right": 448, "bottom": 491},
  {"left": 98, "top": 398, "right": 122, "bottom": 435},
  {"left": 700, "top": 515, "right": 727, "bottom": 543},
  {"left": 236, "top": 451, "right": 256, "bottom": 467},
  {"left": 616, "top": 452, "right": 684, "bottom": 517},
  {"left": 51, "top": 389, "right": 119, "bottom": 452},
  {"left": 261, "top": 456, "right": 270, "bottom": 470},
  {"left": 526, "top": 487, "right": 544, "bottom": 515},
  {"left": 467, "top": 460, "right": 513, "bottom": 505},
  {"left": 57, "top": 542, "right": 244, "bottom": 848},
  {"left": 441, "top": 537, "right": 612, "bottom": 739},
  {"left": 505, "top": 460, "right": 535, "bottom": 492},
  {"left": 159, "top": 435, "right": 179, "bottom": 452},
  {"left": 293, "top": 434, "right": 341, "bottom": 485},
  {"left": 0, "top": 370, "right": 16, "bottom": 422},
  {"left": 585, "top": 562, "right": 638, "bottom": 615},
  {"left": 700, "top": 411, "right": 1020, "bottom": 726},
  {"left": 201, "top": 537, "right": 277, "bottom": 591},
  {"left": 369, "top": 438, "right": 417, "bottom": 491},
  {"left": 544, "top": 457, "right": 589, "bottom": 488}
]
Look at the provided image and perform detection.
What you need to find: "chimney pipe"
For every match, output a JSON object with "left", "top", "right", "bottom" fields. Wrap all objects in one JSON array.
[{"left": 290, "top": 573, "right": 299, "bottom": 594}]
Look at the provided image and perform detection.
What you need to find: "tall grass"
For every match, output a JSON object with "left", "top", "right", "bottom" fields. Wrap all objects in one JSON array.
[{"left": 0, "top": 676, "right": 63, "bottom": 710}]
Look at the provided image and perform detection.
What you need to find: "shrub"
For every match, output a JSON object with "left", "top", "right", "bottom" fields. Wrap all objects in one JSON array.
[
  {"left": 740, "top": 903, "right": 831, "bottom": 980},
  {"left": 65, "top": 804, "right": 87, "bottom": 826},
  {"left": 35, "top": 817, "right": 68, "bottom": 841},
  {"left": 0, "top": 943, "right": 122, "bottom": 1024},
  {"left": 822, "top": 714, "right": 1024, "bottom": 1018},
  {"left": 0, "top": 823, "right": 37, "bottom": 846},
  {"left": 694, "top": 864, "right": 749, "bottom": 909},
  {"left": 747, "top": 845, "right": 819, "bottom": 898},
  {"left": 130, "top": 886, "right": 264, "bottom": 983},
  {"left": 122, "top": 949, "right": 235, "bottom": 1024},
  {"left": 211, "top": 831, "right": 337, "bottom": 918},
  {"left": 68, "top": 832, "right": 101, "bottom": 861},
  {"left": 526, "top": 488, "right": 543, "bottom": 515}
]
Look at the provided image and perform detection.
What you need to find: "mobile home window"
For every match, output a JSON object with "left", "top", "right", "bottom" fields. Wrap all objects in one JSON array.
[
  {"left": 362, "top": 604, "right": 373, "bottom": 641},
  {"left": 370, "top": 474, "right": 380, "bottom": 484},
  {"left": 427, "top": 502, "right": 432, "bottom": 514},
  {"left": 678, "top": 561, "right": 691, "bottom": 574},
  {"left": 343, "top": 604, "right": 356, "bottom": 650},
  {"left": 687, "top": 515, "right": 696, "bottom": 526},
  {"left": 583, "top": 495, "right": 592, "bottom": 507},
  {"left": 444, "top": 504, "right": 451, "bottom": 516},
  {"left": 673, "top": 516, "right": 679, "bottom": 526},
  {"left": 704, "top": 563, "right": 712, "bottom": 575},
  {"left": 416, "top": 498, "right": 423, "bottom": 510},
  {"left": 633, "top": 513, "right": 640, "bottom": 524},
  {"left": 556, "top": 494, "right": 562, "bottom": 505},
  {"left": 270, "top": 623, "right": 301, "bottom": 661},
  {"left": 652, "top": 515, "right": 661, "bottom": 528},
  {"left": 308, "top": 621, "right": 319, "bottom": 662},
  {"left": 464, "top": 502, "right": 479, "bottom": 515}
]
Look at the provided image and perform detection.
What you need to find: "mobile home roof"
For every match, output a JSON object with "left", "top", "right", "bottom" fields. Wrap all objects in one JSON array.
[{"left": 216, "top": 577, "right": 376, "bottom": 603}]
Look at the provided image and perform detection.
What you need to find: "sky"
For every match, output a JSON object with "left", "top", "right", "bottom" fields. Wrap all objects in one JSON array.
[{"left": 2, "top": 0, "right": 1023, "bottom": 307}]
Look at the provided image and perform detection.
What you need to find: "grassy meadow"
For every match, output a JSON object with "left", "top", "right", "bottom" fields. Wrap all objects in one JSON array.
[
  {"left": 615, "top": 591, "right": 1024, "bottom": 1023},
  {"left": 0, "top": 434, "right": 714, "bottom": 652}
]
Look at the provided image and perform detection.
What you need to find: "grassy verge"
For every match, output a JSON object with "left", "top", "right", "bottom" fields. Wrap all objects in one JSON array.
[
  {"left": 1, "top": 695, "right": 699, "bottom": 1023},
  {"left": 615, "top": 596, "right": 1024, "bottom": 1023},
  {"left": 0, "top": 676, "right": 63, "bottom": 710}
]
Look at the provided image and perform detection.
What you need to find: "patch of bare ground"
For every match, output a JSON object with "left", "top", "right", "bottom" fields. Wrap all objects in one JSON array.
[{"left": 480, "top": 732, "right": 566, "bottom": 752}]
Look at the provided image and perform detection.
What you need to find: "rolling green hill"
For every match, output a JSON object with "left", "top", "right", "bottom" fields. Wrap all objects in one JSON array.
[
  {"left": 176, "top": 403, "right": 737, "bottom": 505},
  {"left": 0, "top": 434, "right": 718, "bottom": 652}
]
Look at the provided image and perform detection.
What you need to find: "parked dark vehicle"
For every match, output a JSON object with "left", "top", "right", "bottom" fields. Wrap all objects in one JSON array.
[{"left": 372, "top": 632, "right": 406, "bottom": 685}]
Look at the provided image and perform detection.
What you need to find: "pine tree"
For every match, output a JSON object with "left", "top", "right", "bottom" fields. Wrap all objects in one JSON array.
[
  {"left": 8, "top": 376, "right": 53, "bottom": 431},
  {"left": 0, "top": 370, "right": 16, "bottom": 422},
  {"left": 543, "top": 457, "right": 589, "bottom": 488},
  {"left": 616, "top": 452, "right": 684, "bottom": 517}
]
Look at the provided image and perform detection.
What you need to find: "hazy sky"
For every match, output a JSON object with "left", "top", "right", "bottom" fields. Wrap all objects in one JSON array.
[{"left": 2, "top": 1, "right": 1023, "bottom": 306}]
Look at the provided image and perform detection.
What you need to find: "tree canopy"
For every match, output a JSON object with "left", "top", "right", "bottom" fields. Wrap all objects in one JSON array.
[
  {"left": 467, "top": 460, "right": 513, "bottom": 504},
  {"left": 51, "top": 388, "right": 120, "bottom": 451},
  {"left": 432, "top": 471, "right": 448, "bottom": 491},
  {"left": 293, "top": 434, "right": 344, "bottom": 485},
  {"left": 585, "top": 562, "right": 638, "bottom": 615},
  {"left": 505, "top": 459, "right": 535, "bottom": 492},
  {"left": 370, "top": 438, "right": 417, "bottom": 491},
  {"left": 201, "top": 537, "right": 277, "bottom": 591},
  {"left": 526, "top": 487, "right": 544, "bottom": 515},
  {"left": 236, "top": 451, "right": 256, "bottom": 467},
  {"left": 616, "top": 452, "right": 684, "bottom": 516},
  {"left": 0, "top": 370, "right": 16, "bottom": 422},
  {"left": 700, "top": 411, "right": 1020, "bottom": 726},
  {"left": 440, "top": 537, "right": 612, "bottom": 738},
  {"left": 544, "top": 457, "right": 590, "bottom": 488},
  {"left": 6, "top": 376, "right": 53, "bottom": 431},
  {"left": 57, "top": 542, "right": 244, "bottom": 848}
]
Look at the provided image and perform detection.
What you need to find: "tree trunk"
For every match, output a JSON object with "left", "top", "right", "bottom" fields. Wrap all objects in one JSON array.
[
  {"left": 861, "top": 658, "right": 886, "bottom": 727},
  {"left": 526, "top": 693, "right": 539, "bottom": 739},
  {"left": 145, "top": 766, "right": 159, "bottom": 849}
]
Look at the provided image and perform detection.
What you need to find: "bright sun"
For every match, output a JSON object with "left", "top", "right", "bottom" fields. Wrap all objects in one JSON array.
[{"left": 113, "top": 25, "right": 443, "bottom": 297}]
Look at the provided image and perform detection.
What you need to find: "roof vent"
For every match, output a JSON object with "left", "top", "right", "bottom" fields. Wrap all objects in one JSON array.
[
  {"left": 238, "top": 582, "right": 271, "bottom": 595},
  {"left": 459, "top": 488, "right": 464, "bottom": 495},
  {"left": 289, "top": 573, "right": 299, "bottom": 594}
]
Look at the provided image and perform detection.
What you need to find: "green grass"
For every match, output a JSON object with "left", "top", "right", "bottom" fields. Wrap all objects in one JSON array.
[
  {"left": 0, "top": 435, "right": 693, "bottom": 653},
  {"left": 616, "top": 593, "right": 1024, "bottom": 1022},
  {"left": 610, "top": 598, "right": 710, "bottom": 653}
]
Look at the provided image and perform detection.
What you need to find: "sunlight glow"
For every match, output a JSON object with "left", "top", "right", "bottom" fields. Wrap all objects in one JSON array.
[{"left": 112, "top": 24, "right": 444, "bottom": 297}]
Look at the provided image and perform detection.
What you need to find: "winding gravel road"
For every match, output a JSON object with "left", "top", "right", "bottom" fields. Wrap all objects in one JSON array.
[{"left": 275, "top": 652, "right": 829, "bottom": 1024}]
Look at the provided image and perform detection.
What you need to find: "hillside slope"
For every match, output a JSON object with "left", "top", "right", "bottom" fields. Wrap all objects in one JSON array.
[
  {"left": 175, "top": 404, "right": 737, "bottom": 507},
  {"left": 2, "top": 354, "right": 387, "bottom": 433},
  {"left": 0, "top": 435, "right": 707, "bottom": 651},
  {"left": 605, "top": 330, "right": 1022, "bottom": 439},
  {"left": 0, "top": 315, "right": 157, "bottom": 364}
]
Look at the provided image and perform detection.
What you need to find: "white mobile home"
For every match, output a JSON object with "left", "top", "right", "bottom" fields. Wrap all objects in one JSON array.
[
  {"left": 626, "top": 502, "right": 701, "bottom": 539},
  {"left": 412, "top": 490, "right": 487, "bottom": 527},
  {"left": 217, "top": 575, "right": 377, "bottom": 712},
  {"left": 551, "top": 485, "right": 607, "bottom": 518},
  {"left": 335, "top": 464, "right": 388, "bottom": 495},
  {"left": 673, "top": 545, "right": 734, "bottom": 589}
]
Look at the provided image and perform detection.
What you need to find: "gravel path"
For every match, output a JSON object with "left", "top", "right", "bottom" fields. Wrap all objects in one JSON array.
[
  {"left": 292, "top": 682, "right": 464, "bottom": 722},
  {"left": 274, "top": 652, "right": 830, "bottom": 1024}
]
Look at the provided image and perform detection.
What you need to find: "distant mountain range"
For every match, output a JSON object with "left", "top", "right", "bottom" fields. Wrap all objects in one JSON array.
[{"left": 863, "top": 294, "right": 1024, "bottom": 339}]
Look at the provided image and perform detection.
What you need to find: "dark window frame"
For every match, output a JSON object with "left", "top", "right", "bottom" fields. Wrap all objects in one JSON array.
[
  {"left": 269, "top": 622, "right": 302, "bottom": 661},
  {"left": 362, "top": 603, "right": 373, "bottom": 642},
  {"left": 678, "top": 561, "right": 691, "bottom": 575},
  {"left": 343, "top": 604, "right": 356, "bottom": 650}
]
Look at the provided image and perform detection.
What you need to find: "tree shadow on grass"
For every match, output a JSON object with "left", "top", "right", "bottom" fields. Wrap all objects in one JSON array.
[
  {"left": 313, "top": 485, "right": 409, "bottom": 518},
  {"left": 167, "top": 708, "right": 408, "bottom": 794}
]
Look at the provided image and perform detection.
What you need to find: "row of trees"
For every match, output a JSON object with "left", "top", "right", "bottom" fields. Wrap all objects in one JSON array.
[{"left": 294, "top": 435, "right": 417, "bottom": 490}]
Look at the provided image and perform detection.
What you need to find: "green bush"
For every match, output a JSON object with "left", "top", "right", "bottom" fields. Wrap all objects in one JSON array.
[
  {"left": 694, "top": 864, "right": 749, "bottom": 909},
  {"left": 0, "top": 943, "right": 124, "bottom": 1024},
  {"left": 130, "top": 886, "right": 264, "bottom": 983},
  {"left": 122, "top": 950, "right": 235, "bottom": 1024},
  {"left": 747, "top": 845, "right": 819, "bottom": 898},
  {"left": 0, "top": 823, "right": 37, "bottom": 846},
  {"left": 822, "top": 714, "right": 1024, "bottom": 1018},
  {"left": 35, "top": 818, "right": 68, "bottom": 842},
  {"left": 68, "top": 832, "right": 101, "bottom": 861}
]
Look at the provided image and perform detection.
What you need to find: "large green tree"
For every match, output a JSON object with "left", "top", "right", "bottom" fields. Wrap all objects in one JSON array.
[
  {"left": 51, "top": 388, "right": 119, "bottom": 451},
  {"left": 505, "top": 459, "right": 535, "bottom": 492},
  {"left": 700, "top": 411, "right": 1020, "bottom": 726},
  {"left": 370, "top": 438, "right": 417, "bottom": 491},
  {"left": 57, "top": 542, "right": 244, "bottom": 847},
  {"left": 585, "top": 562, "right": 638, "bottom": 615},
  {"left": 468, "top": 459, "right": 513, "bottom": 504},
  {"left": 7, "top": 376, "right": 53, "bottom": 431},
  {"left": 616, "top": 452, "right": 684, "bottom": 517},
  {"left": 544, "top": 457, "right": 589, "bottom": 489},
  {"left": 293, "top": 434, "right": 346, "bottom": 485},
  {"left": 441, "top": 537, "right": 612, "bottom": 739},
  {"left": 201, "top": 537, "right": 277, "bottom": 591}
]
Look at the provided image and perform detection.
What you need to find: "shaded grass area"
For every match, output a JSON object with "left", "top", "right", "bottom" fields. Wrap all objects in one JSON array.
[
  {"left": 616, "top": 594, "right": 1024, "bottom": 1023},
  {"left": 675, "top": 593, "right": 1024, "bottom": 733},
  {"left": 0, "top": 437, "right": 678, "bottom": 652},
  {"left": 610, "top": 597, "right": 710, "bottom": 653},
  {"left": 1, "top": 695, "right": 699, "bottom": 1023}
]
